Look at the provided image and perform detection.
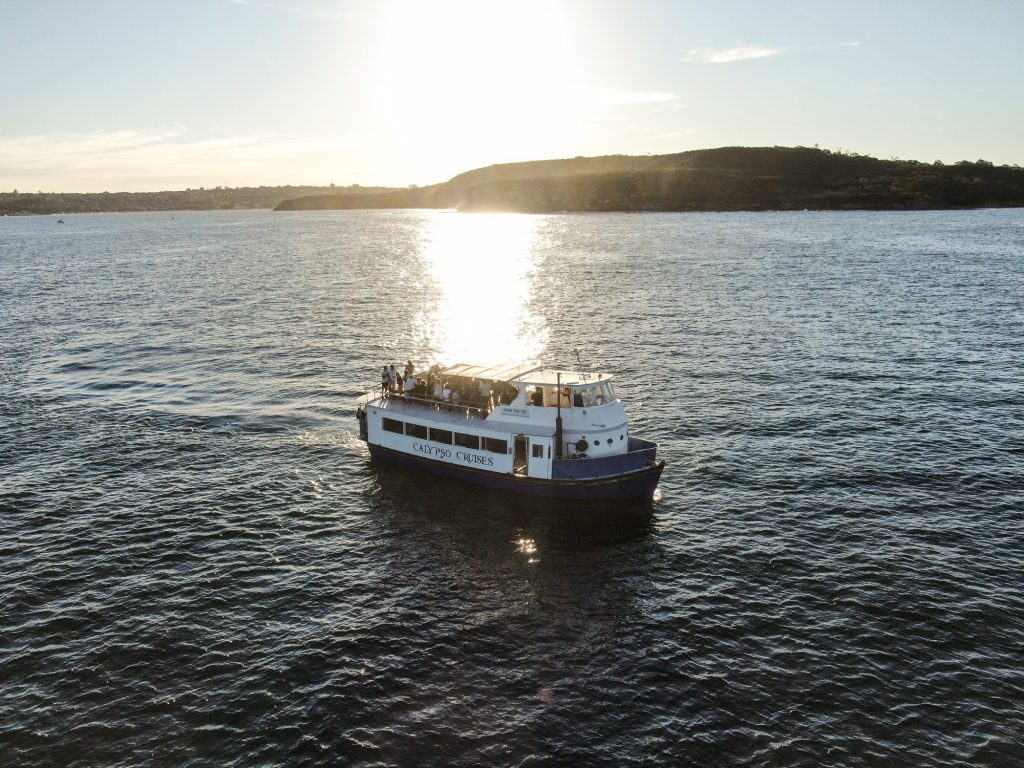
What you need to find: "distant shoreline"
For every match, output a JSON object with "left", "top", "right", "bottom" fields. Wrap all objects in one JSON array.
[
  {"left": 0, "top": 184, "right": 397, "bottom": 217},
  {"left": 5, "top": 146, "right": 1023, "bottom": 216}
]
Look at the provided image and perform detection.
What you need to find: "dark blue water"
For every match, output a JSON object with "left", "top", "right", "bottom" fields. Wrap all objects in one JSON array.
[{"left": 2, "top": 209, "right": 1022, "bottom": 767}]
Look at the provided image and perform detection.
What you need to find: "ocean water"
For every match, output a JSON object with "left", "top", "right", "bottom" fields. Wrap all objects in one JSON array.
[{"left": 1, "top": 208, "right": 1022, "bottom": 767}]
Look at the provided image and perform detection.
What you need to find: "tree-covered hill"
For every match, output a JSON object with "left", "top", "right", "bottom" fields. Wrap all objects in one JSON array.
[{"left": 275, "top": 147, "right": 1024, "bottom": 213}]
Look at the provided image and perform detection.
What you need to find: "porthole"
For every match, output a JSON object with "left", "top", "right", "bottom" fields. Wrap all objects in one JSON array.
[
  {"left": 592, "top": 440, "right": 600, "bottom": 448},
  {"left": 607, "top": 439, "right": 613, "bottom": 444},
  {"left": 619, "top": 434, "right": 624, "bottom": 440}
]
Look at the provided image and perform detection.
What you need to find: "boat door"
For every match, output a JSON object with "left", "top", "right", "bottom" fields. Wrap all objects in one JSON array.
[
  {"left": 514, "top": 435, "right": 528, "bottom": 476},
  {"left": 527, "top": 437, "right": 552, "bottom": 480}
]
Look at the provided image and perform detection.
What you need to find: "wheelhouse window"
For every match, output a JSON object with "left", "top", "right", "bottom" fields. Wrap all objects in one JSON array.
[
  {"left": 576, "top": 382, "right": 616, "bottom": 406},
  {"left": 405, "top": 423, "right": 428, "bottom": 439},
  {"left": 531, "top": 444, "right": 544, "bottom": 459},
  {"left": 454, "top": 432, "right": 480, "bottom": 449},
  {"left": 597, "top": 382, "right": 615, "bottom": 403},
  {"left": 382, "top": 417, "right": 404, "bottom": 434}
]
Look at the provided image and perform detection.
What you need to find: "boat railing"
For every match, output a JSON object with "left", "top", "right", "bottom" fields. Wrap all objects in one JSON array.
[{"left": 362, "top": 387, "right": 492, "bottom": 419}]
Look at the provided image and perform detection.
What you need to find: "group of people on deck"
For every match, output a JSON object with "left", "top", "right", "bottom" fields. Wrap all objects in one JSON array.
[
  {"left": 380, "top": 361, "right": 417, "bottom": 397},
  {"left": 379, "top": 361, "right": 519, "bottom": 413}
]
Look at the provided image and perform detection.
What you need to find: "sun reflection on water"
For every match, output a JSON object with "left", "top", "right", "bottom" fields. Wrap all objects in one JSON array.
[
  {"left": 515, "top": 536, "right": 539, "bottom": 564},
  {"left": 413, "top": 213, "right": 548, "bottom": 366}
]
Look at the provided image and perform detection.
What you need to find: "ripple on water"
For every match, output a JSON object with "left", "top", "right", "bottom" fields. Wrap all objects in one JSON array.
[{"left": 1, "top": 209, "right": 1023, "bottom": 766}]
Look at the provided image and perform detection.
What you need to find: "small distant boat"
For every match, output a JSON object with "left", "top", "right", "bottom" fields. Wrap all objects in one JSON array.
[
  {"left": 56, "top": 219, "right": 65, "bottom": 224},
  {"left": 356, "top": 361, "right": 665, "bottom": 499}
]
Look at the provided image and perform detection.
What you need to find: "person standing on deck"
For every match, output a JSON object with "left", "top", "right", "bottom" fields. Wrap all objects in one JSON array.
[
  {"left": 381, "top": 366, "right": 389, "bottom": 397},
  {"left": 531, "top": 387, "right": 545, "bottom": 406}
]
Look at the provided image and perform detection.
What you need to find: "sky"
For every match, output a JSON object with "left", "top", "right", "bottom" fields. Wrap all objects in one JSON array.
[{"left": 2, "top": 0, "right": 1022, "bottom": 192}]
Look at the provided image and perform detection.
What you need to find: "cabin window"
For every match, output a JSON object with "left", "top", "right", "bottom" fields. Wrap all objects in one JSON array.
[
  {"left": 430, "top": 427, "right": 453, "bottom": 444},
  {"left": 532, "top": 444, "right": 544, "bottom": 459},
  {"left": 593, "top": 382, "right": 614, "bottom": 405},
  {"left": 592, "top": 440, "right": 600, "bottom": 448},
  {"left": 454, "top": 432, "right": 480, "bottom": 449},
  {"left": 483, "top": 437, "right": 508, "bottom": 454},
  {"left": 405, "top": 423, "right": 428, "bottom": 439},
  {"left": 382, "top": 418, "right": 403, "bottom": 434}
]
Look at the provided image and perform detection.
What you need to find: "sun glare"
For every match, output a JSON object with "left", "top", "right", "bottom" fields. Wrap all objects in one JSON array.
[
  {"left": 376, "top": 1, "right": 581, "bottom": 182},
  {"left": 412, "top": 213, "right": 547, "bottom": 367}
]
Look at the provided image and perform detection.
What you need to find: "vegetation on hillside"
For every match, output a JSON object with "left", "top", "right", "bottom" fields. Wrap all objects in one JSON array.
[{"left": 275, "top": 147, "right": 1024, "bottom": 213}]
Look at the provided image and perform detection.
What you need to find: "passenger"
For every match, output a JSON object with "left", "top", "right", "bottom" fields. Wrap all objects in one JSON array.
[
  {"left": 404, "top": 360, "right": 414, "bottom": 380},
  {"left": 396, "top": 372, "right": 405, "bottom": 394},
  {"left": 531, "top": 387, "right": 544, "bottom": 407},
  {"left": 381, "top": 365, "right": 389, "bottom": 397},
  {"left": 387, "top": 364, "right": 398, "bottom": 391},
  {"left": 573, "top": 389, "right": 584, "bottom": 407},
  {"left": 500, "top": 385, "right": 519, "bottom": 405}
]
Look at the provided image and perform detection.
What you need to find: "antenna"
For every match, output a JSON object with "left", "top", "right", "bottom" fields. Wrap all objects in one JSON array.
[{"left": 572, "top": 347, "right": 589, "bottom": 383}]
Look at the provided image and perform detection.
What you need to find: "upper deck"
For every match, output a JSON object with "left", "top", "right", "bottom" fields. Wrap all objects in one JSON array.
[{"left": 360, "top": 359, "right": 644, "bottom": 465}]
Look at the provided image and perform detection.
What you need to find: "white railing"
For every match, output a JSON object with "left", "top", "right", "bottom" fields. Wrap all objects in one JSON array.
[{"left": 361, "top": 386, "right": 493, "bottom": 419}]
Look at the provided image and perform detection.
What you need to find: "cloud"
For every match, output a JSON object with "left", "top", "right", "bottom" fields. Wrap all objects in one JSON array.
[
  {"left": 680, "top": 46, "right": 781, "bottom": 64},
  {"left": 0, "top": 128, "right": 363, "bottom": 191}
]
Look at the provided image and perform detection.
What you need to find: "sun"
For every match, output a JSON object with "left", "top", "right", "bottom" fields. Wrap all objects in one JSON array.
[{"left": 373, "top": 1, "right": 583, "bottom": 183}]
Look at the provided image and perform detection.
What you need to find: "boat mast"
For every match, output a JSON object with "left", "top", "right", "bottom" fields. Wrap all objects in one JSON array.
[
  {"left": 573, "top": 347, "right": 589, "bottom": 383},
  {"left": 555, "top": 371, "right": 563, "bottom": 459}
]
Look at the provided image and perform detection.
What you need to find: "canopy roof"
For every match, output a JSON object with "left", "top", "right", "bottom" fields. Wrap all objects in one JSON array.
[
  {"left": 515, "top": 368, "right": 612, "bottom": 386},
  {"left": 440, "top": 362, "right": 541, "bottom": 382},
  {"left": 439, "top": 362, "right": 610, "bottom": 386}
]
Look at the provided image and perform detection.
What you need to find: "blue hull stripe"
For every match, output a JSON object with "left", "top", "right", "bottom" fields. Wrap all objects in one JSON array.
[{"left": 368, "top": 444, "right": 664, "bottom": 500}]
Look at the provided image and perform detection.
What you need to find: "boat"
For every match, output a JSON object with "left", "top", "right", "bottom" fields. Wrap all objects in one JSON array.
[{"left": 356, "top": 361, "right": 664, "bottom": 499}]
